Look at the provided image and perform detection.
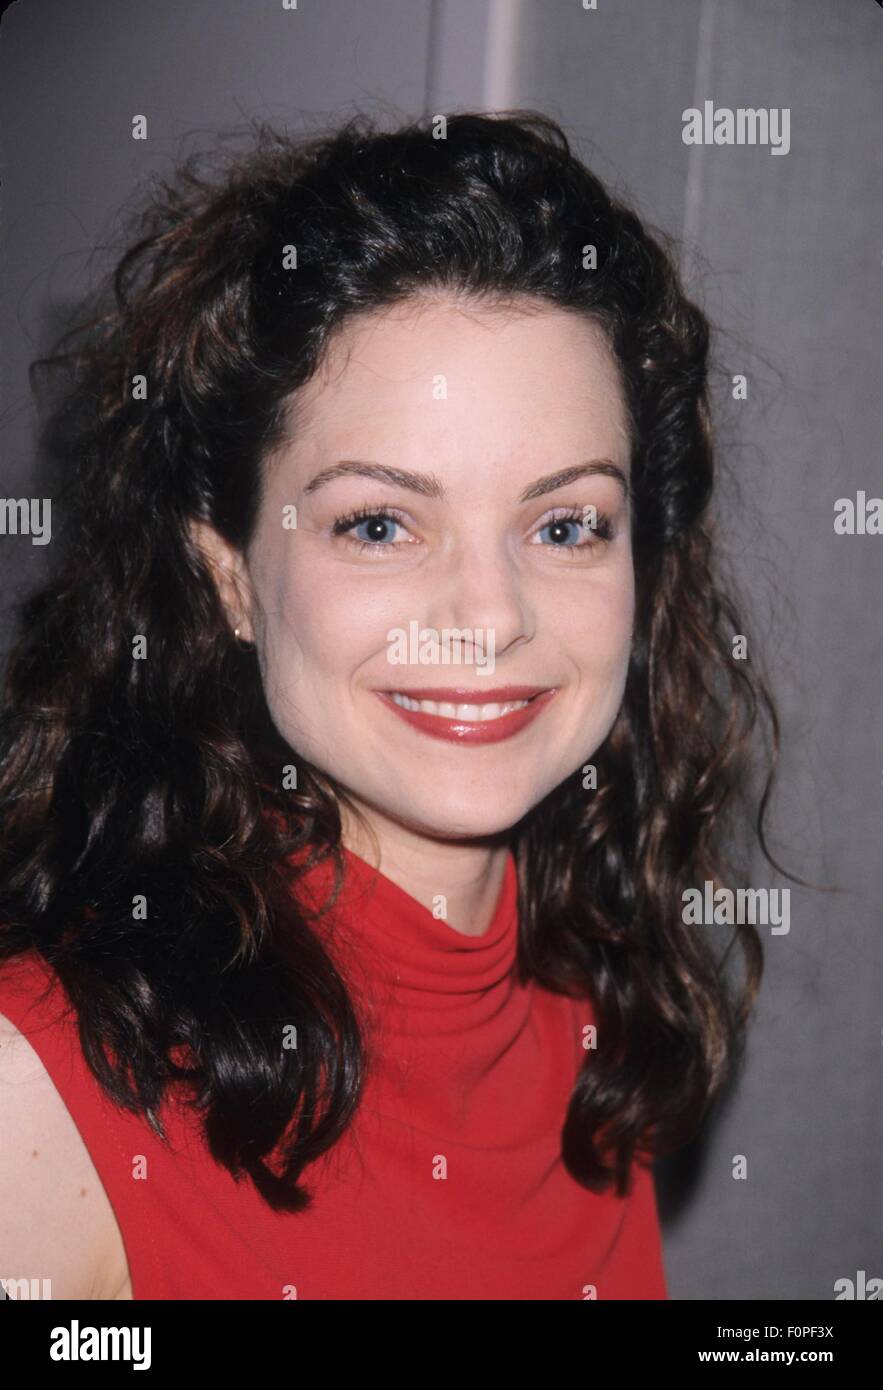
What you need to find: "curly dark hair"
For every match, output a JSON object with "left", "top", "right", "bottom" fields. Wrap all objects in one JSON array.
[{"left": 0, "top": 110, "right": 793, "bottom": 1211}]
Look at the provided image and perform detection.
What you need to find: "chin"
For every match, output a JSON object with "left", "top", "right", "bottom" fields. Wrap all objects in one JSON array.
[{"left": 372, "top": 788, "right": 548, "bottom": 842}]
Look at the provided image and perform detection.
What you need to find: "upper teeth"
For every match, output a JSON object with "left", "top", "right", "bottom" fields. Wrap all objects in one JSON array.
[{"left": 389, "top": 694, "right": 530, "bottom": 721}]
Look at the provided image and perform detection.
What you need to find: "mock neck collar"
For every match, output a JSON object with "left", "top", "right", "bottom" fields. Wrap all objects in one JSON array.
[{"left": 294, "top": 843, "right": 519, "bottom": 998}]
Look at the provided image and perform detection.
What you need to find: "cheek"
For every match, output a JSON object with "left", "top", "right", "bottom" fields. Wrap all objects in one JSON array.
[
  {"left": 251, "top": 544, "right": 387, "bottom": 694},
  {"left": 547, "top": 561, "right": 635, "bottom": 672},
  {"left": 606, "top": 569, "right": 636, "bottom": 661}
]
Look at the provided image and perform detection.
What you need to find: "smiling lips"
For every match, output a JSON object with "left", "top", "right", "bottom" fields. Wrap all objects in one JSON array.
[{"left": 375, "top": 685, "right": 557, "bottom": 744}]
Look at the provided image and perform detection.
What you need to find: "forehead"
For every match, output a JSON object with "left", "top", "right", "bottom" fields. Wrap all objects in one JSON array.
[{"left": 281, "top": 293, "right": 632, "bottom": 465}]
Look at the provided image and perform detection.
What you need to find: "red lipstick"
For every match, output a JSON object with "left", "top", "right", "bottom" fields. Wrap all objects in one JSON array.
[{"left": 374, "top": 686, "right": 557, "bottom": 745}]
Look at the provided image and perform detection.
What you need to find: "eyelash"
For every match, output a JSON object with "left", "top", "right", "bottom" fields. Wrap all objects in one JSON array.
[
  {"left": 331, "top": 505, "right": 413, "bottom": 553},
  {"left": 330, "top": 504, "right": 616, "bottom": 554}
]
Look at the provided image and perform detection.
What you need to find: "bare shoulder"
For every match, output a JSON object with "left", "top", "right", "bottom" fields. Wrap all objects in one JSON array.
[{"left": 0, "top": 1009, "right": 133, "bottom": 1300}]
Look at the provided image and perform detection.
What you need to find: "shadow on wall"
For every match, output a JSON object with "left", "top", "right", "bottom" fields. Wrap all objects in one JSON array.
[
  {"left": 0, "top": 296, "right": 103, "bottom": 669},
  {"left": 654, "top": 1058, "right": 746, "bottom": 1229}
]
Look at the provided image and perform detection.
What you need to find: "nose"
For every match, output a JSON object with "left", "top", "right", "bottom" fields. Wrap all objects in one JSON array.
[{"left": 422, "top": 535, "right": 533, "bottom": 662}]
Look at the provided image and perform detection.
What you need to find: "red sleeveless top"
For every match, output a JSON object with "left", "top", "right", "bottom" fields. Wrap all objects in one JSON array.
[{"left": 0, "top": 845, "right": 668, "bottom": 1300}]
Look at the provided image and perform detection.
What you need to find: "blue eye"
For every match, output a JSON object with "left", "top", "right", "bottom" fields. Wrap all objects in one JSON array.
[
  {"left": 351, "top": 514, "right": 402, "bottom": 544},
  {"left": 534, "top": 511, "right": 614, "bottom": 549},
  {"left": 331, "top": 507, "right": 410, "bottom": 550},
  {"left": 538, "top": 518, "right": 584, "bottom": 546}
]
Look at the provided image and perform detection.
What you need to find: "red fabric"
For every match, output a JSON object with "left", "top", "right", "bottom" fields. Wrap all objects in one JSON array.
[{"left": 0, "top": 846, "right": 668, "bottom": 1299}]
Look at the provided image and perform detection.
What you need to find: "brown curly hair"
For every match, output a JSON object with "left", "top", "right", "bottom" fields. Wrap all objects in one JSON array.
[{"left": 0, "top": 111, "right": 796, "bottom": 1210}]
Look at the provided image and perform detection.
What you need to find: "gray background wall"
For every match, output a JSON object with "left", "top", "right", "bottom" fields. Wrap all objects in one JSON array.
[{"left": 1, "top": 0, "right": 880, "bottom": 1299}]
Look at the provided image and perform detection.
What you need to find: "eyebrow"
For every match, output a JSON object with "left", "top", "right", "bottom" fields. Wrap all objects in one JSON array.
[{"left": 302, "top": 458, "right": 631, "bottom": 503}]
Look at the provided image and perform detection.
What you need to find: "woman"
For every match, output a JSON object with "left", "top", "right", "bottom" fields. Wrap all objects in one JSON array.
[{"left": 0, "top": 111, "right": 783, "bottom": 1300}]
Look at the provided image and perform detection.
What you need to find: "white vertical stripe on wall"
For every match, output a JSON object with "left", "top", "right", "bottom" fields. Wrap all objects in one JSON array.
[
  {"left": 484, "top": 0, "right": 525, "bottom": 109},
  {"left": 682, "top": 0, "right": 720, "bottom": 250},
  {"left": 425, "top": 0, "right": 526, "bottom": 113}
]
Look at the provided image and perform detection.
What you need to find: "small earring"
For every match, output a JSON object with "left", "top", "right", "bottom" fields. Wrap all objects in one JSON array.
[{"left": 232, "top": 625, "right": 252, "bottom": 649}]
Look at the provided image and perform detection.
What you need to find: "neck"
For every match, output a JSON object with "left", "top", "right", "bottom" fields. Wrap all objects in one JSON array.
[{"left": 339, "top": 801, "right": 511, "bottom": 938}]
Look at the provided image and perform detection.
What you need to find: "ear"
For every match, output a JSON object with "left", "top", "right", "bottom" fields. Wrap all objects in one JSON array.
[{"left": 189, "top": 519, "right": 255, "bottom": 643}]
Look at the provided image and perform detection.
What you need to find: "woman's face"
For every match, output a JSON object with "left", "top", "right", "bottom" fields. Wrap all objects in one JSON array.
[{"left": 236, "top": 294, "right": 635, "bottom": 839}]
